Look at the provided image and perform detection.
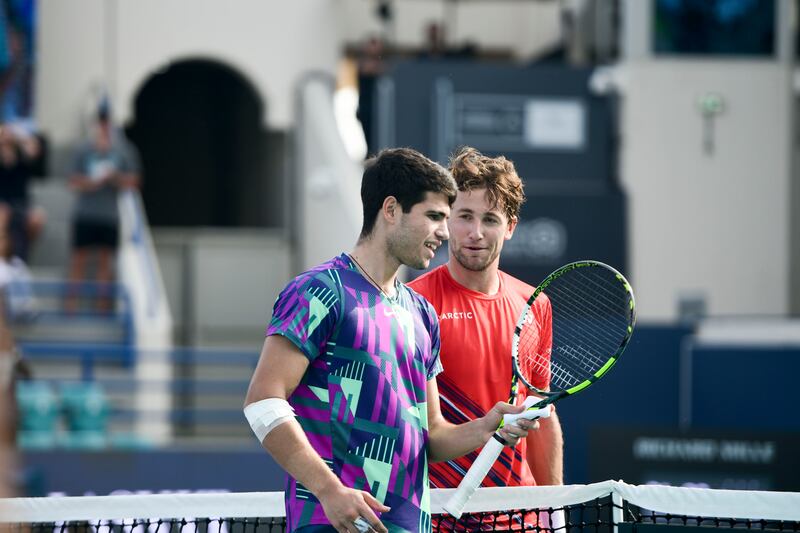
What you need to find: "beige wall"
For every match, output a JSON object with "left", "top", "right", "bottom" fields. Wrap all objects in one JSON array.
[
  {"left": 617, "top": 0, "right": 795, "bottom": 321},
  {"left": 619, "top": 61, "right": 792, "bottom": 320},
  {"left": 36, "top": 0, "right": 341, "bottom": 143},
  {"left": 36, "top": 0, "right": 566, "bottom": 146},
  {"left": 36, "top": 0, "right": 107, "bottom": 145}
]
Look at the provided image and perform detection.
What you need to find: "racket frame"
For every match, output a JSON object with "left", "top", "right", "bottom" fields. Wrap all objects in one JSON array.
[
  {"left": 444, "top": 260, "right": 636, "bottom": 518},
  {"left": 510, "top": 260, "right": 636, "bottom": 411}
]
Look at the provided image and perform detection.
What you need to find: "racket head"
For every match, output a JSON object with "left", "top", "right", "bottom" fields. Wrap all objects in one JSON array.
[{"left": 512, "top": 260, "right": 636, "bottom": 399}]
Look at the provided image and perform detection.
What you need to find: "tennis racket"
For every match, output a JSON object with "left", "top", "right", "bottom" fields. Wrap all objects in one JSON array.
[{"left": 444, "top": 260, "right": 636, "bottom": 518}]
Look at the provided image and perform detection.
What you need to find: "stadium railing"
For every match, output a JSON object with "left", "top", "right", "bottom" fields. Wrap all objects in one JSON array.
[{"left": 15, "top": 346, "right": 259, "bottom": 449}]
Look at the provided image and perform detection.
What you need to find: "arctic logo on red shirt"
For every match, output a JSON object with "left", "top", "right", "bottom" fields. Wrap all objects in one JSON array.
[{"left": 438, "top": 311, "right": 474, "bottom": 320}]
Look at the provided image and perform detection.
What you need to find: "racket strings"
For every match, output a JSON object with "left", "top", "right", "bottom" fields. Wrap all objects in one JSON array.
[
  {"left": 554, "top": 270, "right": 630, "bottom": 341},
  {"left": 549, "top": 270, "right": 630, "bottom": 389},
  {"left": 553, "top": 268, "right": 629, "bottom": 320},
  {"left": 550, "top": 299, "right": 625, "bottom": 357},
  {"left": 516, "top": 315, "right": 552, "bottom": 388},
  {"left": 516, "top": 267, "right": 631, "bottom": 391}
]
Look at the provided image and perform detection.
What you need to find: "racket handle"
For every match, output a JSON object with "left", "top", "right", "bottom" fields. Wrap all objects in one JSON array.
[
  {"left": 502, "top": 400, "right": 550, "bottom": 426},
  {"left": 443, "top": 435, "right": 505, "bottom": 518}
]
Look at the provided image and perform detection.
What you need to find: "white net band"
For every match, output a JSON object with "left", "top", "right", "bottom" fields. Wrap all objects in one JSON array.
[{"left": 2, "top": 480, "right": 799, "bottom": 523}]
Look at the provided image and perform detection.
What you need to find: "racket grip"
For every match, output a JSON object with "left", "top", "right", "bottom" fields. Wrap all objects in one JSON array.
[
  {"left": 443, "top": 435, "right": 505, "bottom": 518},
  {"left": 502, "top": 403, "right": 550, "bottom": 426}
]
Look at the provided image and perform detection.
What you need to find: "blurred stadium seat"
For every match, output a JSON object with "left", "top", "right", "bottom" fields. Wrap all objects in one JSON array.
[
  {"left": 58, "top": 382, "right": 109, "bottom": 449},
  {"left": 15, "top": 380, "right": 59, "bottom": 449}
]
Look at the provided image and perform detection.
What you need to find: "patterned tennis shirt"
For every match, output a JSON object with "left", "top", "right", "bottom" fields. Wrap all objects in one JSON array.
[{"left": 267, "top": 253, "right": 443, "bottom": 533}]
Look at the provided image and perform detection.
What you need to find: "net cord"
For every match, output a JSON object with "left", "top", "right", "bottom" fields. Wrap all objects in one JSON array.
[{"left": 2, "top": 481, "right": 799, "bottom": 523}]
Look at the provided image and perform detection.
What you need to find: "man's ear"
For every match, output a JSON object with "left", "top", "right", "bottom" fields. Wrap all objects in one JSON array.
[
  {"left": 505, "top": 216, "right": 518, "bottom": 240},
  {"left": 382, "top": 196, "right": 399, "bottom": 224}
]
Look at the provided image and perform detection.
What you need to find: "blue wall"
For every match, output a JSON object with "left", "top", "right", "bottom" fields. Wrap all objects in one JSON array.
[
  {"left": 558, "top": 324, "right": 691, "bottom": 483},
  {"left": 22, "top": 447, "right": 283, "bottom": 496}
]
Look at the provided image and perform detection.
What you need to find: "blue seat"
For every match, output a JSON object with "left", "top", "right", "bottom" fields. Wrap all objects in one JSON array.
[
  {"left": 15, "top": 380, "right": 59, "bottom": 449},
  {"left": 59, "top": 382, "right": 110, "bottom": 449}
]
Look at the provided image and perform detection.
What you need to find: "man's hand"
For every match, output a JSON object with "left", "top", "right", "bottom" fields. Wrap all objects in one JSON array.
[
  {"left": 318, "top": 483, "right": 391, "bottom": 533},
  {"left": 484, "top": 401, "right": 540, "bottom": 446}
]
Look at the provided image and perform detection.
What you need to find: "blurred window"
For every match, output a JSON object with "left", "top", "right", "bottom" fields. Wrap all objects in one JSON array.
[{"left": 653, "top": 0, "right": 775, "bottom": 57}]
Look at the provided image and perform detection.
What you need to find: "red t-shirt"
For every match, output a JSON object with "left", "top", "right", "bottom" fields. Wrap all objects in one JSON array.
[{"left": 408, "top": 264, "right": 553, "bottom": 489}]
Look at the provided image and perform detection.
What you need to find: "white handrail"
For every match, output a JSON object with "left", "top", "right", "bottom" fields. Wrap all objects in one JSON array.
[
  {"left": 296, "top": 74, "right": 363, "bottom": 271},
  {"left": 118, "top": 189, "right": 173, "bottom": 444}
]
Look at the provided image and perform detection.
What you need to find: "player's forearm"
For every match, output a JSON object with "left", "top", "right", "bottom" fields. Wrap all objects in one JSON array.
[
  {"left": 427, "top": 417, "right": 494, "bottom": 463},
  {"left": 526, "top": 409, "right": 563, "bottom": 485},
  {"left": 262, "top": 419, "right": 345, "bottom": 497}
]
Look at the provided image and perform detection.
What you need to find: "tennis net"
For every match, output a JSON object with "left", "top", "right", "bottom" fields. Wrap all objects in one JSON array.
[{"left": 1, "top": 480, "right": 799, "bottom": 532}]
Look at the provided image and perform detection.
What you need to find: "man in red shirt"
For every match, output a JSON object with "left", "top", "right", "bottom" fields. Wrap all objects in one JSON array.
[{"left": 408, "top": 147, "right": 563, "bottom": 493}]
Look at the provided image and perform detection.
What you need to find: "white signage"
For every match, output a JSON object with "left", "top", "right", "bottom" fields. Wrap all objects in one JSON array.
[{"left": 524, "top": 99, "right": 586, "bottom": 150}]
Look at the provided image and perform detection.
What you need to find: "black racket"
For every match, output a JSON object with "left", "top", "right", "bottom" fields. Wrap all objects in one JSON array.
[{"left": 444, "top": 260, "right": 636, "bottom": 518}]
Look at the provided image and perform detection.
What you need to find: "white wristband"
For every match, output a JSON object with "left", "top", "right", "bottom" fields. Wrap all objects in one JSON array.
[{"left": 244, "top": 398, "right": 295, "bottom": 443}]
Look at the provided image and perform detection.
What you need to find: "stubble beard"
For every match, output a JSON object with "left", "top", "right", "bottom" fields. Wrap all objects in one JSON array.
[
  {"left": 452, "top": 245, "right": 499, "bottom": 273},
  {"left": 387, "top": 230, "right": 429, "bottom": 270}
]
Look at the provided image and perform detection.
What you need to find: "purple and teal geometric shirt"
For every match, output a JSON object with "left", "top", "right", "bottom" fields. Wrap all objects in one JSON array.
[{"left": 266, "top": 253, "right": 443, "bottom": 533}]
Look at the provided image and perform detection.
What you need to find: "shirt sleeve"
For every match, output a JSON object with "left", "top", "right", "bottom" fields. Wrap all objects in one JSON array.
[
  {"left": 424, "top": 300, "right": 444, "bottom": 380},
  {"left": 266, "top": 270, "right": 341, "bottom": 362}
]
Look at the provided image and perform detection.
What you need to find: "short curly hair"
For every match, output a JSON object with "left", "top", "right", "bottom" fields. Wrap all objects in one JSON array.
[{"left": 448, "top": 146, "right": 525, "bottom": 221}]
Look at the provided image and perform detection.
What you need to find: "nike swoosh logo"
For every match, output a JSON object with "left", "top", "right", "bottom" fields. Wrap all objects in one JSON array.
[{"left": 383, "top": 308, "right": 395, "bottom": 317}]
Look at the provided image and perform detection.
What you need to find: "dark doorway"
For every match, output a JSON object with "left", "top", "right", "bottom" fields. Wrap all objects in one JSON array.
[{"left": 126, "top": 59, "right": 282, "bottom": 227}]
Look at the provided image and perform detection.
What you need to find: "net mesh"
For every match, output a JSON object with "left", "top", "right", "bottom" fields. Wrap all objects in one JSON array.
[{"left": 1, "top": 481, "right": 799, "bottom": 533}]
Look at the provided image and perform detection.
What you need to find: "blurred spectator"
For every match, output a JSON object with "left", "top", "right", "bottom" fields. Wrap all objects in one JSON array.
[
  {"left": 424, "top": 22, "right": 446, "bottom": 58},
  {"left": 0, "top": 222, "right": 35, "bottom": 323},
  {"left": 0, "top": 345, "right": 17, "bottom": 497},
  {"left": 0, "top": 123, "right": 45, "bottom": 261},
  {"left": 0, "top": 221, "right": 33, "bottom": 497},
  {"left": 0, "top": 0, "right": 36, "bottom": 123},
  {"left": 418, "top": 22, "right": 477, "bottom": 60},
  {"left": 67, "top": 105, "right": 140, "bottom": 313},
  {"left": 0, "top": 326, "right": 31, "bottom": 498}
]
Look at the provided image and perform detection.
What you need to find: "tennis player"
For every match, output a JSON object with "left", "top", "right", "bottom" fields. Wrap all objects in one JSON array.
[
  {"left": 408, "top": 147, "right": 564, "bottom": 493},
  {"left": 244, "top": 148, "right": 536, "bottom": 533}
]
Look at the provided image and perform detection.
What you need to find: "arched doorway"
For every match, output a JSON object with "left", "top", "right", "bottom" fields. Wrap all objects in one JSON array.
[{"left": 126, "top": 59, "right": 281, "bottom": 228}]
